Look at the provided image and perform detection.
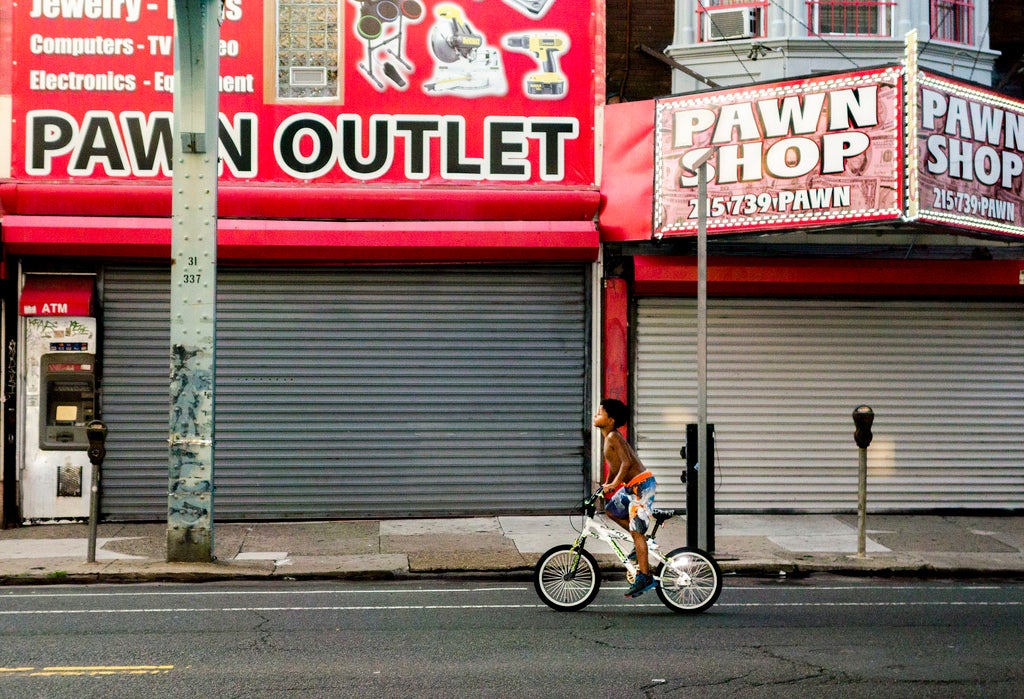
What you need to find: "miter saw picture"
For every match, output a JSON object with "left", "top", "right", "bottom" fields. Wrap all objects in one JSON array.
[
  {"left": 351, "top": 0, "right": 425, "bottom": 90},
  {"left": 424, "top": 4, "right": 507, "bottom": 97},
  {"left": 502, "top": 31, "right": 570, "bottom": 98}
]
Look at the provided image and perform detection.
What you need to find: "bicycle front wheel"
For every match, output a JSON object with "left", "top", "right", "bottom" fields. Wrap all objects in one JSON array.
[
  {"left": 656, "top": 546, "right": 722, "bottom": 614},
  {"left": 533, "top": 544, "right": 601, "bottom": 612}
]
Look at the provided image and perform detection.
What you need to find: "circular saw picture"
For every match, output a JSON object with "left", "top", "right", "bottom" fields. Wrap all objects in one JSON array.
[{"left": 424, "top": 3, "right": 507, "bottom": 97}]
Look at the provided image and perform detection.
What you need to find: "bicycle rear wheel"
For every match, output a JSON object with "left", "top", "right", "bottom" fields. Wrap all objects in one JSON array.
[
  {"left": 655, "top": 546, "right": 722, "bottom": 614},
  {"left": 533, "top": 544, "right": 601, "bottom": 612}
]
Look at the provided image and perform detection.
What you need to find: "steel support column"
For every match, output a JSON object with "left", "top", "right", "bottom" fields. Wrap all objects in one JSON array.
[{"left": 167, "top": 0, "right": 220, "bottom": 562}]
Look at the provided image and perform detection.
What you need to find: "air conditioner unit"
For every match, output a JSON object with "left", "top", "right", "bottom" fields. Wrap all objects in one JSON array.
[{"left": 705, "top": 7, "right": 757, "bottom": 41}]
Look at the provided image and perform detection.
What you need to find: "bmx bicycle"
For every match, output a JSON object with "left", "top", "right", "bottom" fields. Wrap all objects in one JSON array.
[{"left": 533, "top": 489, "right": 723, "bottom": 613}]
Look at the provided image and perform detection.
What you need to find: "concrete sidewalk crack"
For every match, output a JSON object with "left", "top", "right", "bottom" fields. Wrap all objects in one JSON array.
[{"left": 231, "top": 526, "right": 255, "bottom": 561}]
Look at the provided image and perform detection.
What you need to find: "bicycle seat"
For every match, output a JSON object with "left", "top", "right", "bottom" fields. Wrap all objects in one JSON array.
[{"left": 652, "top": 508, "right": 675, "bottom": 524}]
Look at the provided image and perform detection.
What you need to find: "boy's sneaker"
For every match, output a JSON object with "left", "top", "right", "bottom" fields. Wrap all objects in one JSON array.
[{"left": 625, "top": 572, "right": 656, "bottom": 598}]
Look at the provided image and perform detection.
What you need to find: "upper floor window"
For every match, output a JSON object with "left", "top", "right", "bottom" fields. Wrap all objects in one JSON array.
[
  {"left": 807, "top": 1, "right": 896, "bottom": 37},
  {"left": 931, "top": 0, "right": 973, "bottom": 44},
  {"left": 697, "top": 1, "right": 768, "bottom": 42}
]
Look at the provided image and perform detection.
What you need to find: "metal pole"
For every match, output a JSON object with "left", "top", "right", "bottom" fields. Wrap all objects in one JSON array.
[
  {"left": 167, "top": 0, "right": 220, "bottom": 562},
  {"left": 87, "top": 463, "right": 100, "bottom": 562},
  {"left": 693, "top": 149, "right": 715, "bottom": 552},
  {"left": 857, "top": 447, "right": 867, "bottom": 557}
]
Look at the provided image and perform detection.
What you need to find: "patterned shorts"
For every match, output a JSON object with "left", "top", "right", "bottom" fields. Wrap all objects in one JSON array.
[{"left": 605, "top": 475, "right": 656, "bottom": 535}]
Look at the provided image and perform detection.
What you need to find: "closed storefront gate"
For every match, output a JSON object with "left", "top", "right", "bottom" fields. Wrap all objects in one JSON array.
[
  {"left": 635, "top": 298, "right": 1024, "bottom": 512},
  {"left": 98, "top": 266, "right": 590, "bottom": 520}
]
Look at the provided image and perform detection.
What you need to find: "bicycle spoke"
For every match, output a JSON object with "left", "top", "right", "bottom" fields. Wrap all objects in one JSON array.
[
  {"left": 656, "top": 547, "right": 722, "bottom": 613},
  {"left": 534, "top": 545, "right": 601, "bottom": 611},
  {"left": 542, "top": 554, "right": 593, "bottom": 603}
]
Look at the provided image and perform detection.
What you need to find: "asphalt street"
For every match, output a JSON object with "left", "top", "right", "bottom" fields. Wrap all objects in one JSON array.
[{"left": 2, "top": 578, "right": 1022, "bottom": 698}]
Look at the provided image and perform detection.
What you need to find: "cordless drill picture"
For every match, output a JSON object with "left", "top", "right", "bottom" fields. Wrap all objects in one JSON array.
[{"left": 503, "top": 32, "right": 570, "bottom": 97}]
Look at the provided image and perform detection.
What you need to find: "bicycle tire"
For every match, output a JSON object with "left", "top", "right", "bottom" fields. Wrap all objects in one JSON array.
[
  {"left": 533, "top": 544, "right": 602, "bottom": 612},
  {"left": 655, "top": 546, "right": 722, "bottom": 614}
]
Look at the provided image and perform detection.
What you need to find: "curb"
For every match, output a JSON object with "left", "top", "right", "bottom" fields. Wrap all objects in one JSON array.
[{"left": 4, "top": 563, "right": 1024, "bottom": 587}]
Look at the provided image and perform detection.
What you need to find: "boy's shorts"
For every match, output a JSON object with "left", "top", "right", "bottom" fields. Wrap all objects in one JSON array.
[{"left": 605, "top": 474, "right": 656, "bottom": 535}]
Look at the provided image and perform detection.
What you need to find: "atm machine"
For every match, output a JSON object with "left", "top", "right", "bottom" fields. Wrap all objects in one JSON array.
[{"left": 18, "top": 275, "right": 98, "bottom": 521}]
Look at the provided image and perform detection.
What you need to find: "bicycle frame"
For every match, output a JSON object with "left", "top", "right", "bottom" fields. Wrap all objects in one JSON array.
[{"left": 568, "top": 493, "right": 669, "bottom": 580}]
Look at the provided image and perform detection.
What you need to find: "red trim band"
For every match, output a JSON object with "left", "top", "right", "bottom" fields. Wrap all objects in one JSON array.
[
  {"left": 1, "top": 216, "right": 600, "bottom": 264},
  {"left": 0, "top": 183, "right": 600, "bottom": 222},
  {"left": 633, "top": 256, "right": 1024, "bottom": 298}
]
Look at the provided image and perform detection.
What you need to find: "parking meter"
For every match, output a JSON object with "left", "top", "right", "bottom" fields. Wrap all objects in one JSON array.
[
  {"left": 86, "top": 420, "right": 107, "bottom": 562},
  {"left": 86, "top": 420, "right": 108, "bottom": 465},
  {"left": 852, "top": 405, "right": 874, "bottom": 449},
  {"left": 851, "top": 406, "right": 873, "bottom": 557}
]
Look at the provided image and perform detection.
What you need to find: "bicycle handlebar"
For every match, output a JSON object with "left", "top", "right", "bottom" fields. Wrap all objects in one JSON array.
[{"left": 578, "top": 488, "right": 606, "bottom": 515}]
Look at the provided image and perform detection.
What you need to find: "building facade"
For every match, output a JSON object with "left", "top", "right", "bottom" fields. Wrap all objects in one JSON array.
[
  {"left": 600, "top": 0, "right": 1024, "bottom": 511},
  {"left": 0, "top": 0, "right": 604, "bottom": 523},
  {"left": 1, "top": 0, "right": 1022, "bottom": 524}
]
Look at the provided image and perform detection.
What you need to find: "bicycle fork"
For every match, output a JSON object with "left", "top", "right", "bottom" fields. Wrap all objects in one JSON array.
[{"left": 564, "top": 535, "right": 592, "bottom": 576}]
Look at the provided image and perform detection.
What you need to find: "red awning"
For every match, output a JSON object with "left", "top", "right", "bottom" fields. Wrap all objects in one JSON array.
[
  {"left": 1, "top": 216, "right": 600, "bottom": 264},
  {"left": 19, "top": 275, "right": 95, "bottom": 316},
  {"left": 632, "top": 256, "right": 1024, "bottom": 298}
]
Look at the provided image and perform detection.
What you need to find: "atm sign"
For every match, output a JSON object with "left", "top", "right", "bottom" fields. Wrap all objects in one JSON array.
[
  {"left": 23, "top": 302, "right": 69, "bottom": 315},
  {"left": 19, "top": 276, "right": 95, "bottom": 317}
]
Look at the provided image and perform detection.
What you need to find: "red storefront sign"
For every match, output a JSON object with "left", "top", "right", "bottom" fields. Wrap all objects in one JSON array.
[
  {"left": 911, "top": 70, "right": 1024, "bottom": 238},
  {"left": 653, "top": 66, "right": 904, "bottom": 238},
  {"left": 5, "top": 0, "right": 597, "bottom": 188}
]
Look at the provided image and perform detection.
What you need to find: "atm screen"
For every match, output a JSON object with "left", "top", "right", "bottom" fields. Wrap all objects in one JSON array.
[
  {"left": 55, "top": 405, "right": 79, "bottom": 423},
  {"left": 45, "top": 380, "right": 93, "bottom": 426}
]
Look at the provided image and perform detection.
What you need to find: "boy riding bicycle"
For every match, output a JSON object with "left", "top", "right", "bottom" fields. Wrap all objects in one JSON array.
[{"left": 594, "top": 398, "right": 658, "bottom": 598}]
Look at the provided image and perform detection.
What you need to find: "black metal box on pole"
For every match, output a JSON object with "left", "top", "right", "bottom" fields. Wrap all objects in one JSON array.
[{"left": 685, "top": 423, "right": 715, "bottom": 551}]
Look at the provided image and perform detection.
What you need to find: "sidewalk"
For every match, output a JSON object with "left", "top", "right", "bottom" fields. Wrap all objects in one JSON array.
[{"left": 2, "top": 512, "right": 1024, "bottom": 585}]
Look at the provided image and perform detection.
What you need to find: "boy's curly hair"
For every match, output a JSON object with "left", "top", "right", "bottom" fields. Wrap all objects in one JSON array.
[{"left": 601, "top": 398, "right": 629, "bottom": 428}]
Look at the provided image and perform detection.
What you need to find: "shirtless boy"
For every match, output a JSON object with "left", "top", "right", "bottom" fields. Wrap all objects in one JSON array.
[{"left": 594, "top": 398, "right": 658, "bottom": 598}]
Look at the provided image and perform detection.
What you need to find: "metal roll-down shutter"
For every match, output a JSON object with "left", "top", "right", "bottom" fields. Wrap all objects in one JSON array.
[
  {"left": 635, "top": 298, "right": 1024, "bottom": 512},
  {"left": 100, "top": 266, "right": 589, "bottom": 520}
]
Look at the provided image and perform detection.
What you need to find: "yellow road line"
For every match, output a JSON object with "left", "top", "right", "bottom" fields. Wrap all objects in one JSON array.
[
  {"left": 43, "top": 666, "right": 174, "bottom": 671},
  {"left": 1, "top": 665, "right": 173, "bottom": 677}
]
